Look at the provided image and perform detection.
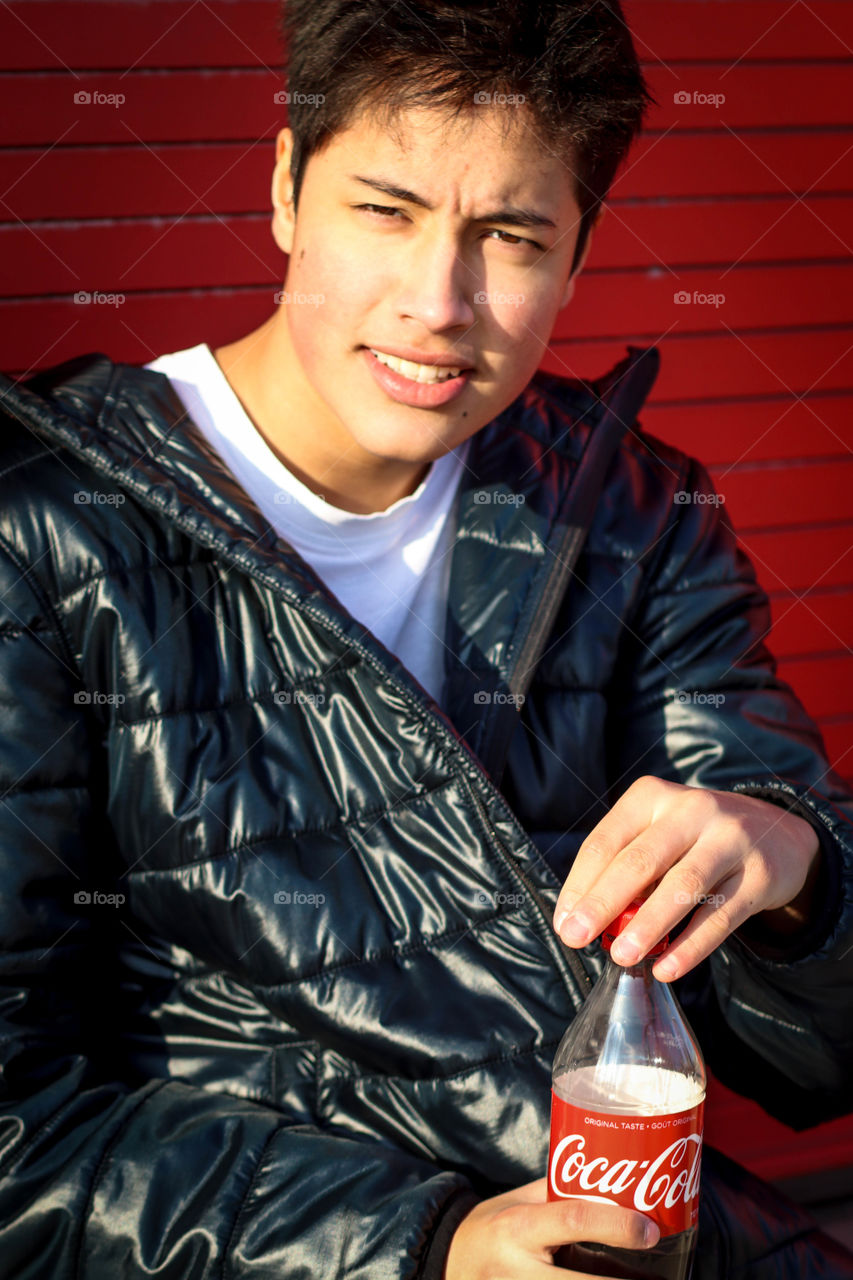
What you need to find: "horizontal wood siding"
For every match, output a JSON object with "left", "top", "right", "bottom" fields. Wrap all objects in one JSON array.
[{"left": 1, "top": 0, "right": 852, "bottom": 1180}]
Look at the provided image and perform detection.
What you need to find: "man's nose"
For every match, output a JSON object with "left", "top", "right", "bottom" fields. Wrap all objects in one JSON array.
[{"left": 394, "top": 232, "right": 477, "bottom": 333}]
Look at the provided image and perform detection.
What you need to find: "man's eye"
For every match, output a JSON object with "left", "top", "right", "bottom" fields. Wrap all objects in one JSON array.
[
  {"left": 487, "top": 228, "right": 543, "bottom": 251},
  {"left": 353, "top": 206, "right": 543, "bottom": 250},
  {"left": 354, "top": 203, "right": 404, "bottom": 219}
]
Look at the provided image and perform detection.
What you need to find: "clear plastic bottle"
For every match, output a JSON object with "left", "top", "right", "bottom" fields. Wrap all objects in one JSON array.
[{"left": 547, "top": 901, "right": 706, "bottom": 1279}]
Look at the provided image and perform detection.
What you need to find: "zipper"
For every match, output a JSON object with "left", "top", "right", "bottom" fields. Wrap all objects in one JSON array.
[
  {"left": 461, "top": 771, "right": 593, "bottom": 1009},
  {"left": 5, "top": 368, "right": 598, "bottom": 1013}
]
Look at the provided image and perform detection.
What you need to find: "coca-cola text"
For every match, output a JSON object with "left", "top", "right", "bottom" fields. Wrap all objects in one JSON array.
[{"left": 548, "top": 1094, "right": 704, "bottom": 1236}]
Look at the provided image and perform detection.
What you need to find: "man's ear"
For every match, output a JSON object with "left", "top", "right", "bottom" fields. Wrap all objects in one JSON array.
[
  {"left": 559, "top": 205, "right": 605, "bottom": 309},
  {"left": 271, "top": 127, "right": 296, "bottom": 256}
]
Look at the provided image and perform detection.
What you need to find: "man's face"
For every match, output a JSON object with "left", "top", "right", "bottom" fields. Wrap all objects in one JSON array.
[{"left": 271, "top": 103, "right": 589, "bottom": 468}]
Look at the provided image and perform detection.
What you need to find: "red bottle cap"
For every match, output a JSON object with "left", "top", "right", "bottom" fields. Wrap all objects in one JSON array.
[{"left": 601, "top": 899, "right": 668, "bottom": 957}]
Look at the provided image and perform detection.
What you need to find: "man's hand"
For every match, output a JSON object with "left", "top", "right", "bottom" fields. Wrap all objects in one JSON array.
[
  {"left": 552, "top": 776, "right": 822, "bottom": 981},
  {"left": 442, "top": 1175, "right": 659, "bottom": 1279}
]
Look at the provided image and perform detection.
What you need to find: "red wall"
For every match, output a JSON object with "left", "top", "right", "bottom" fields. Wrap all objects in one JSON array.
[{"left": 1, "top": 0, "right": 852, "bottom": 1184}]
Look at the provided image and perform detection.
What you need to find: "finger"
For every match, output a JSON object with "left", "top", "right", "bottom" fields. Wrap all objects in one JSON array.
[
  {"left": 616, "top": 815, "right": 765, "bottom": 977},
  {"left": 553, "top": 779, "right": 700, "bottom": 930},
  {"left": 556, "top": 817, "right": 700, "bottom": 953},
  {"left": 651, "top": 873, "right": 756, "bottom": 982},
  {"left": 556, "top": 781, "right": 659, "bottom": 903},
  {"left": 605, "top": 830, "right": 749, "bottom": 966},
  {"left": 524, "top": 1197, "right": 659, "bottom": 1253},
  {"left": 553, "top": 818, "right": 650, "bottom": 939}
]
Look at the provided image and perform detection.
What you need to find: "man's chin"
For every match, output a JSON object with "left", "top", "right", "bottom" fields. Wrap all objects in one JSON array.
[
  {"left": 355, "top": 391, "right": 501, "bottom": 460},
  {"left": 354, "top": 421, "right": 478, "bottom": 466}
]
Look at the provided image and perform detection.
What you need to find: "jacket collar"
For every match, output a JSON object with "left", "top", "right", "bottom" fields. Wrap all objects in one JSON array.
[{"left": 0, "top": 350, "right": 602, "bottom": 752}]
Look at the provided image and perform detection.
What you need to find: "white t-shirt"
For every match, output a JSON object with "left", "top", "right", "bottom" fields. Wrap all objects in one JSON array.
[{"left": 143, "top": 344, "right": 470, "bottom": 707}]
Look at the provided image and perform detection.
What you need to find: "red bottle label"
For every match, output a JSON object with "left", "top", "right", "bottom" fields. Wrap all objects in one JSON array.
[{"left": 548, "top": 1091, "right": 704, "bottom": 1236}]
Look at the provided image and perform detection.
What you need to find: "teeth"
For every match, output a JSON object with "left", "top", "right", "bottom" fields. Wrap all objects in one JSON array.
[{"left": 370, "top": 349, "right": 462, "bottom": 383}]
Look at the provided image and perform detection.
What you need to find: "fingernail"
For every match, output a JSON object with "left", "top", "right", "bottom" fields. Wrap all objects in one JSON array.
[
  {"left": 655, "top": 956, "right": 679, "bottom": 981},
  {"left": 554, "top": 895, "right": 580, "bottom": 936},
  {"left": 644, "top": 1220, "right": 660, "bottom": 1246},
  {"left": 559, "top": 913, "right": 591, "bottom": 946},
  {"left": 611, "top": 934, "right": 640, "bottom": 965}
]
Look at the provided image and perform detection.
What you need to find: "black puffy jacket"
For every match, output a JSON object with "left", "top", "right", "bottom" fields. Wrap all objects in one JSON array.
[{"left": 0, "top": 350, "right": 851, "bottom": 1279}]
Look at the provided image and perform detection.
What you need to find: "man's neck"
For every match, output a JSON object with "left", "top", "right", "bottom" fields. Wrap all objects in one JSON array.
[{"left": 212, "top": 316, "right": 430, "bottom": 515}]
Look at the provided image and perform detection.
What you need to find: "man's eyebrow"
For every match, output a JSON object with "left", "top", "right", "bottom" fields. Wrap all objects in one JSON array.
[{"left": 347, "top": 174, "right": 557, "bottom": 230}]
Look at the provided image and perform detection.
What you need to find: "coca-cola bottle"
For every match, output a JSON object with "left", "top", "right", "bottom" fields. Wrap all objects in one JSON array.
[{"left": 547, "top": 901, "right": 706, "bottom": 1279}]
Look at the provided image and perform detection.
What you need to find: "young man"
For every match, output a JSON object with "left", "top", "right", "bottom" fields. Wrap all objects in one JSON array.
[{"left": 0, "top": 2, "right": 851, "bottom": 1277}]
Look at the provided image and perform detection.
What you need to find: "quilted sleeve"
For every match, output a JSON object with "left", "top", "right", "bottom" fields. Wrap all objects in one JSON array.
[
  {"left": 604, "top": 454, "right": 853, "bottom": 1129},
  {"left": 0, "top": 535, "right": 476, "bottom": 1280}
]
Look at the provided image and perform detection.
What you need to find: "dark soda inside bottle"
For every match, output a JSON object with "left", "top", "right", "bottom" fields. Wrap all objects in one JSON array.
[{"left": 554, "top": 1228, "right": 695, "bottom": 1278}]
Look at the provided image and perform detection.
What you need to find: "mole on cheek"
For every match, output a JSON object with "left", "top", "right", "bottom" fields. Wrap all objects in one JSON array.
[{"left": 298, "top": 249, "right": 305, "bottom": 263}]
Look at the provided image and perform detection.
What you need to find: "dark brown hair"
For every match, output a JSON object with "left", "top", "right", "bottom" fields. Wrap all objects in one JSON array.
[{"left": 279, "top": 0, "right": 653, "bottom": 275}]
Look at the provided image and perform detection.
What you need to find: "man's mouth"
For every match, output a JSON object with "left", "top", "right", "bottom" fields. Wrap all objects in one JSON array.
[{"left": 367, "top": 348, "right": 467, "bottom": 385}]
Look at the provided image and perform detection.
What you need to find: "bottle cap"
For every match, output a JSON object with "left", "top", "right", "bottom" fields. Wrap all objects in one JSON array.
[{"left": 601, "top": 899, "right": 668, "bottom": 957}]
